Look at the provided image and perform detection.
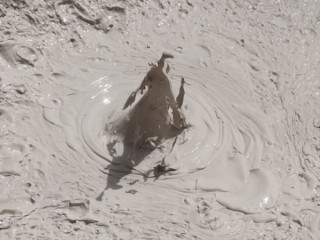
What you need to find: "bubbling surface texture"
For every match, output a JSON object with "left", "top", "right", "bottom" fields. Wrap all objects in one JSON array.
[
  {"left": 0, "top": 0, "right": 320, "bottom": 239},
  {"left": 70, "top": 53, "right": 279, "bottom": 213}
]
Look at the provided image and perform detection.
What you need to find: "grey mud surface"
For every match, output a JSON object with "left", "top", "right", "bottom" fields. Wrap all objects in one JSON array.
[{"left": 0, "top": 0, "right": 320, "bottom": 239}]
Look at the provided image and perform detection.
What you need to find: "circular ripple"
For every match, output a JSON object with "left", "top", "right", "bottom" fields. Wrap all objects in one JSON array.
[
  {"left": 77, "top": 68, "right": 225, "bottom": 175},
  {"left": 56, "top": 56, "right": 278, "bottom": 212},
  {"left": 72, "top": 63, "right": 266, "bottom": 173}
]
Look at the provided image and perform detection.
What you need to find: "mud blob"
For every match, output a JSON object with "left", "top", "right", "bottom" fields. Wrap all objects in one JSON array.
[{"left": 105, "top": 53, "right": 189, "bottom": 170}]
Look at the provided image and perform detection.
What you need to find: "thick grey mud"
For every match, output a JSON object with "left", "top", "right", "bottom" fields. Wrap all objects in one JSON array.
[{"left": 0, "top": 0, "right": 320, "bottom": 239}]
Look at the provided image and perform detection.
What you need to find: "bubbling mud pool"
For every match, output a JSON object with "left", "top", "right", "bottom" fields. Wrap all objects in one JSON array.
[
  {"left": 41, "top": 52, "right": 280, "bottom": 215},
  {"left": 1, "top": 1, "right": 320, "bottom": 238}
]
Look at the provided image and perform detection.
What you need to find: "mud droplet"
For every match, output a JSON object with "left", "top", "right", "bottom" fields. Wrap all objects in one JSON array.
[
  {"left": 15, "top": 45, "right": 38, "bottom": 66},
  {"left": 313, "top": 118, "right": 320, "bottom": 128},
  {"left": 15, "top": 85, "right": 26, "bottom": 94}
]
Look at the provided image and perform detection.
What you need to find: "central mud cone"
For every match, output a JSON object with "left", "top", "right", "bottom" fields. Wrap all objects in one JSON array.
[{"left": 106, "top": 53, "right": 189, "bottom": 167}]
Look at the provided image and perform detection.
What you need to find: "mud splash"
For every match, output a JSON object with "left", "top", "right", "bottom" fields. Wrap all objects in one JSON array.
[{"left": 0, "top": 0, "right": 319, "bottom": 239}]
